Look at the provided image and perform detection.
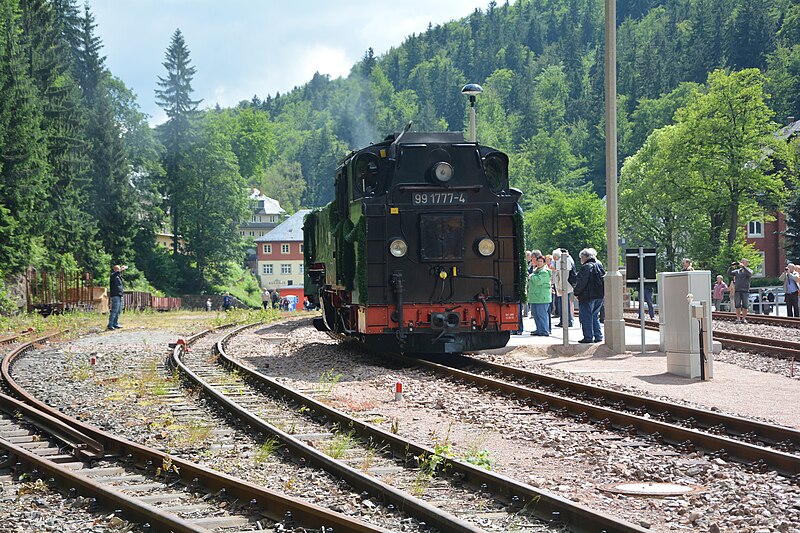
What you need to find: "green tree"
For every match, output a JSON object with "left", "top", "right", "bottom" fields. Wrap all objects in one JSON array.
[
  {"left": 258, "top": 159, "right": 306, "bottom": 213},
  {"left": 0, "top": 0, "right": 49, "bottom": 273},
  {"left": 620, "top": 126, "right": 704, "bottom": 271},
  {"left": 673, "top": 69, "right": 787, "bottom": 249},
  {"left": 180, "top": 113, "right": 248, "bottom": 287},
  {"left": 155, "top": 28, "right": 201, "bottom": 253},
  {"left": 525, "top": 189, "right": 606, "bottom": 263}
]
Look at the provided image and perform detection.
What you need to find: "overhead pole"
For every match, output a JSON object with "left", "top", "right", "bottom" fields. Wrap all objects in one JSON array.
[{"left": 604, "top": 0, "right": 626, "bottom": 354}]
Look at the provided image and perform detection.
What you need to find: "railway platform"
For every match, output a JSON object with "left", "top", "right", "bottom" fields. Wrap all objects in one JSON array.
[
  {"left": 496, "top": 315, "right": 800, "bottom": 430},
  {"left": 507, "top": 314, "right": 661, "bottom": 350}
]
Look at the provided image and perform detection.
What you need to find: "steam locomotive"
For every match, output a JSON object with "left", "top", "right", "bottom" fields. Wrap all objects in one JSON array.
[{"left": 303, "top": 124, "right": 525, "bottom": 354}]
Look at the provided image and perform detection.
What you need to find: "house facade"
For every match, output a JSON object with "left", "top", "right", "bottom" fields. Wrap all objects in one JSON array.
[
  {"left": 745, "top": 118, "right": 798, "bottom": 278},
  {"left": 254, "top": 209, "right": 311, "bottom": 297},
  {"left": 745, "top": 213, "right": 788, "bottom": 278},
  {"left": 239, "top": 188, "right": 285, "bottom": 239}
]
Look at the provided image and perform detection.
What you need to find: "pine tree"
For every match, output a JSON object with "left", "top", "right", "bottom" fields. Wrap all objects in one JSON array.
[
  {"left": 0, "top": 0, "right": 50, "bottom": 274},
  {"left": 155, "top": 28, "right": 201, "bottom": 253},
  {"left": 19, "top": 0, "right": 104, "bottom": 274},
  {"left": 76, "top": 5, "right": 137, "bottom": 263}
]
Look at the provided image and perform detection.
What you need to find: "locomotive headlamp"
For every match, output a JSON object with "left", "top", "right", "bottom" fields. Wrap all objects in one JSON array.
[
  {"left": 389, "top": 239, "right": 408, "bottom": 258},
  {"left": 477, "top": 237, "right": 496, "bottom": 257},
  {"left": 432, "top": 162, "right": 454, "bottom": 183}
]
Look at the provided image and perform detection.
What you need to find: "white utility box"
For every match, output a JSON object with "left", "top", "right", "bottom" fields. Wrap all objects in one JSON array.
[{"left": 659, "top": 271, "right": 714, "bottom": 379}]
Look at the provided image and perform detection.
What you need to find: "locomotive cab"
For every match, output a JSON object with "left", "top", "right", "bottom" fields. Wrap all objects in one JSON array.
[{"left": 305, "top": 129, "right": 524, "bottom": 355}]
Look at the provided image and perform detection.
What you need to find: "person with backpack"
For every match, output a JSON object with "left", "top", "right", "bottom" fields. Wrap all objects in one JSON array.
[
  {"left": 551, "top": 249, "right": 575, "bottom": 327},
  {"left": 573, "top": 247, "right": 605, "bottom": 344},
  {"left": 222, "top": 292, "right": 233, "bottom": 312}
]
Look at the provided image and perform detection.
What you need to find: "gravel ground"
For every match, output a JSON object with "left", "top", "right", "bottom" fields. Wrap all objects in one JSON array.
[
  {"left": 8, "top": 319, "right": 800, "bottom": 532},
  {"left": 7, "top": 326, "right": 426, "bottom": 532},
  {"left": 711, "top": 319, "right": 800, "bottom": 379},
  {"left": 0, "top": 474, "right": 135, "bottom": 532},
  {"left": 225, "top": 319, "right": 800, "bottom": 533}
]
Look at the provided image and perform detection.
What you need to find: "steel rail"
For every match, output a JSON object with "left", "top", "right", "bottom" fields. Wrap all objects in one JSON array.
[
  {"left": 412, "top": 356, "right": 800, "bottom": 477},
  {"left": 2, "top": 329, "right": 384, "bottom": 533},
  {"left": 0, "top": 438, "right": 208, "bottom": 532},
  {"left": 210, "top": 323, "right": 648, "bottom": 533},
  {"left": 623, "top": 317, "right": 800, "bottom": 359},
  {"left": 449, "top": 353, "right": 800, "bottom": 451},
  {"left": 712, "top": 311, "right": 800, "bottom": 328},
  {"left": 1, "top": 334, "right": 105, "bottom": 459},
  {"left": 173, "top": 325, "right": 484, "bottom": 533}
]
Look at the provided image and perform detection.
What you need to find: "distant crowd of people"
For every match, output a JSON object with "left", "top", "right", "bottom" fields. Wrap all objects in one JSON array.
[{"left": 517, "top": 247, "right": 605, "bottom": 344}]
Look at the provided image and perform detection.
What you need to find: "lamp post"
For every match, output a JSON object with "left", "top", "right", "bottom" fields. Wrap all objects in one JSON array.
[
  {"left": 604, "top": 0, "right": 625, "bottom": 353},
  {"left": 461, "top": 83, "right": 482, "bottom": 142}
]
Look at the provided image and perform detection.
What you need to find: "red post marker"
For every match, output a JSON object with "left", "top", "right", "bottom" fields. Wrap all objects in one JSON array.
[
  {"left": 394, "top": 381, "right": 403, "bottom": 401},
  {"left": 90, "top": 355, "right": 96, "bottom": 366}
]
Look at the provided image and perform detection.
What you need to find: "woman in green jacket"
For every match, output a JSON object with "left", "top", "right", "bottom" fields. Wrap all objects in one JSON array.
[{"left": 527, "top": 255, "right": 552, "bottom": 335}]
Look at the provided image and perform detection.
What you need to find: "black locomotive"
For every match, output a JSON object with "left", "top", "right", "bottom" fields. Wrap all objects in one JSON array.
[{"left": 304, "top": 125, "right": 525, "bottom": 354}]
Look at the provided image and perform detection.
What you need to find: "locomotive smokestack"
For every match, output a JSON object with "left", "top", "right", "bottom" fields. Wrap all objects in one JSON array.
[{"left": 461, "top": 83, "right": 483, "bottom": 142}]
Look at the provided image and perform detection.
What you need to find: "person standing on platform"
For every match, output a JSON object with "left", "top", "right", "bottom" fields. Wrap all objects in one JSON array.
[
  {"left": 551, "top": 249, "right": 574, "bottom": 327},
  {"left": 727, "top": 259, "right": 753, "bottom": 323},
  {"left": 712, "top": 275, "right": 728, "bottom": 312},
  {"left": 261, "top": 288, "right": 271, "bottom": 310},
  {"left": 681, "top": 258, "right": 694, "bottom": 271},
  {"left": 527, "top": 255, "right": 552, "bottom": 336},
  {"left": 107, "top": 264, "right": 127, "bottom": 331},
  {"left": 574, "top": 248, "right": 605, "bottom": 343},
  {"left": 780, "top": 263, "right": 799, "bottom": 317},
  {"left": 640, "top": 284, "right": 655, "bottom": 320}
]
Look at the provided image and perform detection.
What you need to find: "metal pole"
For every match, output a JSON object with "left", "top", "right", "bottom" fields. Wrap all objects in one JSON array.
[
  {"left": 561, "top": 252, "right": 570, "bottom": 346},
  {"left": 468, "top": 96, "right": 477, "bottom": 143},
  {"left": 604, "top": 0, "right": 625, "bottom": 353},
  {"left": 639, "top": 247, "right": 645, "bottom": 354}
]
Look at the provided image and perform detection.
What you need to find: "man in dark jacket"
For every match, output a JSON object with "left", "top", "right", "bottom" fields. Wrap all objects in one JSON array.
[
  {"left": 108, "top": 264, "right": 126, "bottom": 330},
  {"left": 573, "top": 248, "right": 605, "bottom": 343},
  {"left": 727, "top": 258, "right": 752, "bottom": 324}
]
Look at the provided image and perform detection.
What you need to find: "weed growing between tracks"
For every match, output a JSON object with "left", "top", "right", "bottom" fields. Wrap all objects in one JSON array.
[
  {"left": 317, "top": 368, "right": 343, "bottom": 398},
  {"left": 254, "top": 437, "right": 282, "bottom": 463}
]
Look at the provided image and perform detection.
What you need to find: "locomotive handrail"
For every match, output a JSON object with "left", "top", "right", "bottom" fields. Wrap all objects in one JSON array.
[{"left": 397, "top": 184, "right": 484, "bottom": 191}]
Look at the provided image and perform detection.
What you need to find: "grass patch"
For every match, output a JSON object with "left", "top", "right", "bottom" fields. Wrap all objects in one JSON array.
[
  {"left": 316, "top": 368, "right": 343, "bottom": 397},
  {"left": 254, "top": 437, "right": 282, "bottom": 463},
  {"left": 324, "top": 430, "right": 355, "bottom": 459}
]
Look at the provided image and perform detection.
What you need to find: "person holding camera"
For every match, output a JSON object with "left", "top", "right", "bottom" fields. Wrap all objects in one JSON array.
[
  {"left": 780, "top": 263, "right": 799, "bottom": 317},
  {"left": 727, "top": 259, "right": 752, "bottom": 324},
  {"left": 107, "top": 264, "right": 127, "bottom": 330}
]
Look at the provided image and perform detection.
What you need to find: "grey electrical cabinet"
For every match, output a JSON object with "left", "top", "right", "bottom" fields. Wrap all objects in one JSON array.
[{"left": 659, "top": 271, "right": 714, "bottom": 378}]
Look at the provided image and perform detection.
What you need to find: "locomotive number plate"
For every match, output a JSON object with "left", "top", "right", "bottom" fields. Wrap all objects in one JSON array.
[{"left": 412, "top": 192, "right": 468, "bottom": 205}]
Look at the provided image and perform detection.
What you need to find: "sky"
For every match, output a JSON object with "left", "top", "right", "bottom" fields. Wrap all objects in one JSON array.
[{"left": 90, "top": 1, "right": 491, "bottom": 124}]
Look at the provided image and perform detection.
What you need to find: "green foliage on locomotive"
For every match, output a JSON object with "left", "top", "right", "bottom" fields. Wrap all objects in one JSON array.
[
  {"left": 303, "top": 199, "right": 366, "bottom": 303},
  {"left": 513, "top": 208, "right": 527, "bottom": 304}
]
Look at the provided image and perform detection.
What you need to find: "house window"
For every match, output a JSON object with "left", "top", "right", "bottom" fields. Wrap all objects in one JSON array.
[
  {"left": 754, "top": 252, "right": 765, "bottom": 278},
  {"left": 281, "top": 264, "right": 291, "bottom": 274},
  {"left": 262, "top": 264, "right": 273, "bottom": 275},
  {"left": 281, "top": 244, "right": 290, "bottom": 254},
  {"left": 252, "top": 215, "right": 257, "bottom": 222},
  {"left": 747, "top": 220, "right": 764, "bottom": 238},
  {"left": 270, "top": 215, "right": 276, "bottom": 223},
  {"left": 249, "top": 231, "right": 254, "bottom": 236},
  {"left": 263, "top": 244, "right": 271, "bottom": 254},
  {"left": 288, "top": 279, "right": 293, "bottom": 286},
  {"left": 299, "top": 264, "right": 304, "bottom": 274},
  {"left": 300, "top": 244, "right": 304, "bottom": 253}
]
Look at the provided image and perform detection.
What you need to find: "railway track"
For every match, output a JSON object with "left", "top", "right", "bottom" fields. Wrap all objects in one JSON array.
[
  {"left": 712, "top": 311, "right": 800, "bottom": 328},
  {"left": 623, "top": 316, "right": 800, "bottom": 360},
  {"left": 412, "top": 353, "right": 800, "bottom": 480},
  {"left": 171, "top": 322, "right": 648, "bottom": 533},
  {"left": 1, "top": 332, "right": 387, "bottom": 532}
]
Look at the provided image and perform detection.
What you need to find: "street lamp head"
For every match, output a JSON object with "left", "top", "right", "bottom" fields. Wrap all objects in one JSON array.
[{"left": 461, "top": 83, "right": 483, "bottom": 97}]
